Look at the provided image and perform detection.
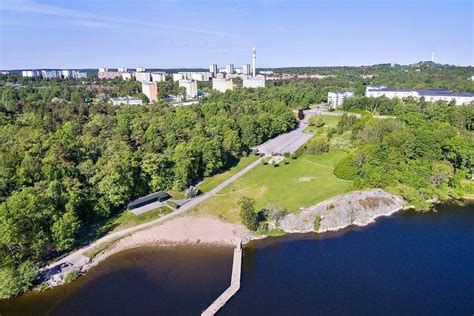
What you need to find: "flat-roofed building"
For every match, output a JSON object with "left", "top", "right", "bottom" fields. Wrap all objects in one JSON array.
[
  {"left": 173, "top": 73, "right": 185, "bottom": 81},
  {"left": 118, "top": 67, "right": 127, "bottom": 72},
  {"left": 243, "top": 64, "right": 251, "bottom": 75},
  {"left": 151, "top": 72, "right": 166, "bottom": 82},
  {"left": 135, "top": 72, "right": 151, "bottom": 82},
  {"left": 209, "top": 64, "right": 218, "bottom": 77},
  {"left": 136, "top": 67, "right": 145, "bottom": 72},
  {"left": 22, "top": 70, "right": 39, "bottom": 78},
  {"left": 121, "top": 72, "right": 132, "bottom": 80},
  {"left": 243, "top": 76, "right": 266, "bottom": 88},
  {"left": 61, "top": 70, "right": 71, "bottom": 79},
  {"left": 110, "top": 96, "right": 143, "bottom": 106},
  {"left": 212, "top": 78, "right": 233, "bottom": 93},
  {"left": 328, "top": 90, "right": 354, "bottom": 109},
  {"left": 366, "top": 86, "right": 474, "bottom": 106},
  {"left": 142, "top": 82, "right": 158, "bottom": 103},
  {"left": 179, "top": 79, "right": 198, "bottom": 99},
  {"left": 226, "top": 64, "right": 234, "bottom": 74}
]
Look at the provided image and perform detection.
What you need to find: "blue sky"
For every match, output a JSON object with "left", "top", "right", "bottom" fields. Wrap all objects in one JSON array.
[{"left": 0, "top": 0, "right": 472, "bottom": 69}]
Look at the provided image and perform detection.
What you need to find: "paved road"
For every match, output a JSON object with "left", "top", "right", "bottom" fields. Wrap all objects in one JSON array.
[
  {"left": 41, "top": 110, "right": 322, "bottom": 283},
  {"left": 255, "top": 109, "right": 318, "bottom": 155},
  {"left": 41, "top": 157, "right": 264, "bottom": 283}
]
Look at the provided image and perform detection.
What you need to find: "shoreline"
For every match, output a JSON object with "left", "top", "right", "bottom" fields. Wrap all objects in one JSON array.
[{"left": 36, "top": 189, "right": 474, "bottom": 292}]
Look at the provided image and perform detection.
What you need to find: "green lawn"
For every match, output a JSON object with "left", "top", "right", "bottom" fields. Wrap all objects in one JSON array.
[
  {"left": 190, "top": 151, "right": 353, "bottom": 223},
  {"left": 197, "top": 155, "right": 260, "bottom": 193},
  {"left": 305, "top": 115, "right": 341, "bottom": 133}
]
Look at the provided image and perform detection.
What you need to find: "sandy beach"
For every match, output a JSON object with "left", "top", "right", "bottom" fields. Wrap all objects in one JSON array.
[{"left": 89, "top": 216, "right": 255, "bottom": 268}]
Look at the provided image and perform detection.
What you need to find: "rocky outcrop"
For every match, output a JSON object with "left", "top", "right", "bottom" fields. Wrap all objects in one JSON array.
[{"left": 279, "top": 189, "right": 405, "bottom": 233}]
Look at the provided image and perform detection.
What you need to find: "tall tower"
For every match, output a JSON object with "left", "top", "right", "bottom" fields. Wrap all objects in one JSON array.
[
  {"left": 431, "top": 52, "right": 435, "bottom": 63},
  {"left": 252, "top": 48, "right": 256, "bottom": 77}
]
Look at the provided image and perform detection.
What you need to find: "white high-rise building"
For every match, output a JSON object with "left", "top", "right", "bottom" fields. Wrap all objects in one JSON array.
[
  {"left": 118, "top": 67, "right": 127, "bottom": 73},
  {"left": 22, "top": 70, "right": 39, "bottom": 78},
  {"left": 243, "top": 64, "right": 251, "bottom": 75},
  {"left": 61, "top": 70, "right": 71, "bottom": 79},
  {"left": 136, "top": 67, "right": 145, "bottom": 72},
  {"left": 179, "top": 79, "right": 198, "bottom": 99},
  {"left": 209, "top": 64, "right": 218, "bottom": 77},
  {"left": 98, "top": 67, "right": 107, "bottom": 73},
  {"left": 173, "top": 73, "right": 185, "bottom": 81},
  {"left": 141, "top": 82, "right": 158, "bottom": 103},
  {"left": 122, "top": 72, "right": 133, "bottom": 80},
  {"left": 135, "top": 72, "right": 151, "bottom": 82},
  {"left": 151, "top": 72, "right": 166, "bottom": 82},
  {"left": 71, "top": 71, "right": 87, "bottom": 79},
  {"left": 226, "top": 64, "right": 234, "bottom": 74},
  {"left": 212, "top": 78, "right": 234, "bottom": 93}
]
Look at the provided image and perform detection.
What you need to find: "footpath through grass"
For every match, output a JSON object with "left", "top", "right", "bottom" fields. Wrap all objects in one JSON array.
[
  {"left": 197, "top": 155, "right": 259, "bottom": 193},
  {"left": 190, "top": 151, "right": 353, "bottom": 223}
]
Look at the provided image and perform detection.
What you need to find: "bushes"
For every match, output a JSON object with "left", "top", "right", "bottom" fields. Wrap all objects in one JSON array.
[
  {"left": 333, "top": 155, "right": 358, "bottom": 180},
  {"left": 305, "top": 135, "right": 330, "bottom": 155},
  {"left": 313, "top": 215, "right": 322, "bottom": 232},
  {"left": 64, "top": 270, "right": 79, "bottom": 284},
  {"left": 238, "top": 196, "right": 259, "bottom": 231},
  {"left": 309, "top": 115, "right": 325, "bottom": 127}
]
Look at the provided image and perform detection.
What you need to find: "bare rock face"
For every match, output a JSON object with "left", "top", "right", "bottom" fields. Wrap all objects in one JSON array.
[{"left": 279, "top": 189, "right": 405, "bottom": 233}]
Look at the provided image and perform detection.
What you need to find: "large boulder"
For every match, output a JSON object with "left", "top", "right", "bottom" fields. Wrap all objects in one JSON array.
[{"left": 279, "top": 189, "right": 405, "bottom": 233}]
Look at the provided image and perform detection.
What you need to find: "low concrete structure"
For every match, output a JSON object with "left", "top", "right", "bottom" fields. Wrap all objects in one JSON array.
[
  {"left": 202, "top": 240, "right": 242, "bottom": 316},
  {"left": 243, "top": 76, "right": 265, "bottom": 88},
  {"left": 110, "top": 96, "right": 143, "bottom": 105}
]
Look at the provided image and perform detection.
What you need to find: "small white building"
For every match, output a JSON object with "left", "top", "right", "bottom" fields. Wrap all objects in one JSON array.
[
  {"left": 110, "top": 96, "right": 143, "bottom": 106},
  {"left": 212, "top": 78, "right": 233, "bottom": 93},
  {"left": 327, "top": 91, "right": 355, "bottom": 109},
  {"left": 151, "top": 72, "right": 166, "bottom": 82},
  {"left": 118, "top": 67, "right": 127, "bottom": 73},
  {"left": 179, "top": 79, "right": 198, "bottom": 99},
  {"left": 98, "top": 67, "right": 107, "bottom": 73},
  {"left": 135, "top": 72, "right": 151, "bottom": 82},
  {"left": 136, "top": 67, "right": 145, "bottom": 72},
  {"left": 243, "top": 77, "right": 265, "bottom": 88}
]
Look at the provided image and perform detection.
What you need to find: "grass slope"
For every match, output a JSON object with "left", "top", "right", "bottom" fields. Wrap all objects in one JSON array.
[{"left": 190, "top": 151, "right": 353, "bottom": 223}]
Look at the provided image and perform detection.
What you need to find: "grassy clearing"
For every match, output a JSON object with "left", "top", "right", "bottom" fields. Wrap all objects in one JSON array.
[
  {"left": 190, "top": 151, "right": 353, "bottom": 223},
  {"left": 83, "top": 237, "right": 123, "bottom": 259},
  {"left": 305, "top": 115, "right": 341, "bottom": 133},
  {"left": 197, "top": 155, "right": 260, "bottom": 193},
  {"left": 108, "top": 206, "right": 172, "bottom": 232}
]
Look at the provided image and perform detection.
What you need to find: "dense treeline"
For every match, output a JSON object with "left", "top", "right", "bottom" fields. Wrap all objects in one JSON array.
[
  {"left": 332, "top": 108, "right": 473, "bottom": 209},
  {"left": 271, "top": 62, "right": 474, "bottom": 93},
  {"left": 0, "top": 85, "right": 296, "bottom": 297},
  {"left": 342, "top": 96, "right": 474, "bottom": 131}
]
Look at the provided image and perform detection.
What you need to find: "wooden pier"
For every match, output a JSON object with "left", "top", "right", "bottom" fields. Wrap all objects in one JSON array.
[{"left": 202, "top": 241, "right": 242, "bottom": 316}]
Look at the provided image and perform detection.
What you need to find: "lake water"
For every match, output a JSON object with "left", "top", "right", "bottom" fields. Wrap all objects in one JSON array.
[{"left": 1, "top": 203, "right": 473, "bottom": 315}]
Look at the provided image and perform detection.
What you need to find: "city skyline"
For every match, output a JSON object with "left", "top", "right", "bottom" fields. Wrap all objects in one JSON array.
[{"left": 0, "top": 0, "right": 473, "bottom": 69}]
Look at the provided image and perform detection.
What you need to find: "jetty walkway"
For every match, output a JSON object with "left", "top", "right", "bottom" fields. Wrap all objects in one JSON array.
[{"left": 202, "top": 241, "right": 243, "bottom": 316}]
